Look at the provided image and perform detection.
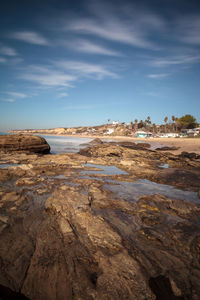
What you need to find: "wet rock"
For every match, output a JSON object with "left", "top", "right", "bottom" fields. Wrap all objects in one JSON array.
[
  {"left": 0, "top": 144, "right": 200, "bottom": 299},
  {"left": 155, "top": 146, "right": 179, "bottom": 151},
  {"left": 0, "top": 134, "right": 50, "bottom": 154},
  {"left": 179, "top": 152, "right": 200, "bottom": 160},
  {"left": 118, "top": 141, "right": 151, "bottom": 149},
  {"left": 79, "top": 144, "right": 122, "bottom": 158}
]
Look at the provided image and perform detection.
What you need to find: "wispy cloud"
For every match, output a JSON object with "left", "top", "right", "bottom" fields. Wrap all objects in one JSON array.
[
  {"left": 63, "top": 2, "right": 165, "bottom": 50},
  {"left": 176, "top": 15, "right": 200, "bottom": 45},
  {"left": 147, "top": 73, "right": 169, "bottom": 79},
  {"left": 6, "top": 92, "right": 27, "bottom": 98},
  {"left": 66, "top": 39, "right": 121, "bottom": 56},
  {"left": 0, "top": 46, "right": 17, "bottom": 56},
  {"left": 0, "top": 57, "right": 7, "bottom": 63},
  {"left": 12, "top": 31, "right": 49, "bottom": 45},
  {"left": 58, "top": 60, "right": 118, "bottom": 79},
  {"left": 19, "top": 66, "right": 77, "bottom": 88},
  {"left": 144, "top": 91, "right": 160, "bottom": 97},
  {"left": 0, "top": 98, "right": 15, "bottom": 103},
  {"left": 151, "top": 55, "right": 200, "bottom": 67},
  {"left": 67, "top": 18, "right": 153, "bottom": 49},
  {"left": 57, "top": 92, "right": 68, "bottom": 98}
]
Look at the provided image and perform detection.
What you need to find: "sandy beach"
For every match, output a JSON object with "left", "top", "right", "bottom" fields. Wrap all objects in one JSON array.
[
  {"left": 56, "top": 134, "right": 200, "bottom": 155},
  {"left": 9, "top": 131, "right": 200, "bottom": 154}
]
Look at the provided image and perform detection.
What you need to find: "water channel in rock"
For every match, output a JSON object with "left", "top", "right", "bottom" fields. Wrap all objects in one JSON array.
[{"left": 81, "top": 163, "right": 199, "bottom": 203}]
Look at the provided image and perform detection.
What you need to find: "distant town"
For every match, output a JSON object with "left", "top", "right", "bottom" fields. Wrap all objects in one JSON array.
[{"left": 11, "top": 114, "right": 200, "bottom": 138}]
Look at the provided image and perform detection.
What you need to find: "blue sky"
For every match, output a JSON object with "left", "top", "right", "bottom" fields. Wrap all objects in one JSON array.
[{"left": 0, "top": 0, "right": 200, "bottom": 131}]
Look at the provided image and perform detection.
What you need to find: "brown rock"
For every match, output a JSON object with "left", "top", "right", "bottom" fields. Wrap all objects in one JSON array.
[
  {"left": 89, "top": 138, "right": 103, "bottom": 144},
  {"left": 0, "top": 144, "right": 200, "bottom": 300},
  {"left": 0, "top": 134, "right": 50, "bottom": 154},
  {"left": 118, "top": 141, "right": 151, "bottom": 149},
  {"left": 156, "top": 146, "right": 179, "bottom": 151}
]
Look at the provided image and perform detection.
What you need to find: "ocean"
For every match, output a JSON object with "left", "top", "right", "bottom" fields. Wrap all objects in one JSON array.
[
  {"left": 40, "top": 135, "right": 92, "bottom": 154},
  {"left": 0, "top": 132, "right": 92, "bottom": 153}
]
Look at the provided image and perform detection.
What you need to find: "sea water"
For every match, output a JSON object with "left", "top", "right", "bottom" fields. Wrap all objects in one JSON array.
[{"left": 40, "top": 135, "right": 92, "bottom": 154}]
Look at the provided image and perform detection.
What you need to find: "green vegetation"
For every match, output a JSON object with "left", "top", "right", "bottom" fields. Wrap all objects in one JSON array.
[
  {"left": 130, "top": 114, "right": 199, "bottom": 134},
  {"left": 177, "top": 114, "right": 197, "bottom": 129}
]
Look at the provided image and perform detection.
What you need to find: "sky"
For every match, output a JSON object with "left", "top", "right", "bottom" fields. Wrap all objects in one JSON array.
[{"left": 0, "top": 0, "right": 200, "bottom": 131}]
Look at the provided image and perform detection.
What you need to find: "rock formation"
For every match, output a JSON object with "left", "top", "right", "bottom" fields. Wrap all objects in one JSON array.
[
  {"left": 0, "top": 141, "right": 200, "bottom": 299},
  {"left": 0, "top": 134, "right": 50, "bottom": 154}
]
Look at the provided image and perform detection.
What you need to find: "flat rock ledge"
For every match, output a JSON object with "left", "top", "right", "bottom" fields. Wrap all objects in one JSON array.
[{"left": 0, "top": 134, "right": 50, "bottom": 154}]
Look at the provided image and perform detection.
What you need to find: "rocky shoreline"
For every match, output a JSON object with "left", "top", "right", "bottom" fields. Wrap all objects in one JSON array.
[{"left": 0, "top": 136, "right": 200, "bottom": 299}]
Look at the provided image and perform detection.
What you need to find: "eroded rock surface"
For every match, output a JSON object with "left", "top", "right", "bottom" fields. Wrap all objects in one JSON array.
[
  {"left": 0, "top": 134, "right": 50, "bottom": 154},
  {"left": 0, "top": 141, "right": 200, "bottom": 299}
]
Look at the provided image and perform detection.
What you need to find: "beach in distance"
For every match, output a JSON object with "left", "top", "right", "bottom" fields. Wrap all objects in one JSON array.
[{"left": 41, "top": 133, "right": 200, "bottom": 155}]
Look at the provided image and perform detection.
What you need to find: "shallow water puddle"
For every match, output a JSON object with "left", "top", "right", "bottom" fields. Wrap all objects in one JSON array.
[
  {"left": 104, "top": 179, "right": 199, "bottom": 203},
  {"left": 53, "top": 175, "right": 79, "bottom": 186},
  {"left": 83, "top": 163, "right": 128, "bottom": 176},
  {"left": 0, "top": 163, "right": 19, "bottom": 169},
  {"left": 159, "top": 163, "right": 169, "bottom": 168},
  {"left": 54, "top": 175, "right": 67, "bottom": 179}
]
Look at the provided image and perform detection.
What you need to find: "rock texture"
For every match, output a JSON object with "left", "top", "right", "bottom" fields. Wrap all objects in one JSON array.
[
  {"left": 0, "top": 134, "right": 50, "bottom": 154},
  {"left": 0, "top": 142, "right": 200, "bottom": 299}
]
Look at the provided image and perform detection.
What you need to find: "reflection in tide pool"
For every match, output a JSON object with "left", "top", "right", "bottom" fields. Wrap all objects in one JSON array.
[
  {"left": 104, "top": 179, "right": 199, "bottom": 203},
  {"left": 83, "top": 164, "right": 128, "bottom": 176},
  {"left": 40, "top": 135, "right": 92, "bottom": 154}
]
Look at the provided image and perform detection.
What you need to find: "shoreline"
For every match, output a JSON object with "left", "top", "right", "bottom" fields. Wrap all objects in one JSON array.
[
  {"left": 40, "top": 134, "right": 200, "bottom": 155},
  {"left": 8, "top": 132, "right": 200, "bottom": 154}
]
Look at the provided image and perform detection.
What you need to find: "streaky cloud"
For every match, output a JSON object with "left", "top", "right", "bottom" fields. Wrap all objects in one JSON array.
[
  {"left": 57, "top": 60, "right": 119, "bottom": 79},
  {"left": 19, "top": 65, "right": 77, "bottom": 88},
  {"left": 12, "top": 31, "right": 49, "bottom": 45},
  {"left": 66, "top": 39, "right": 122, "bottom": 56},
  {"left": 6, "top": 92, "right": 27, "bottom": 99},
  {"left": 57, "top": 93, "right": 68, "bottom": 98},
  {"left": 151, "top": 55, "right": 200, "bottom": 67},
  {"left": 176, "top": 15, "right": 200, "bottom": 45},
  {"left": 0, "top": 57, "right": 7, "bottom": 63},
  {"left": 147, "top": 73, "right": 169, "bottom": 79},
  {"left": 67, "top": 18, "right": 153, "bottom": 48},
  {"left": 0, "top": 98, "right": 15, "bottom": 103},
  {"left": 0, "top": 46, "right": 18, "bottom": 56}
]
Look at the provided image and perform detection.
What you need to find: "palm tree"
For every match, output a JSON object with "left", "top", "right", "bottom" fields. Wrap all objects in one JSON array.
[
  {"left": 164, "top": 116, "right": 168, "bottom": 133},
  {"left": 175, "top": 117, "right": 179, "bottom": 132},
  {"left": 138, "top": 120, "right": 144, "bottom": 129},
  {"left": 145, "top": 116, "right": 151, "bottom": 130},
  {"left": 147, "top": 116, "right": 151, "bottom": 124},
  {"left": 171, "top": 115, "right": 175, "bottom": 132},
  {"left": 134, "top": 119, "right": 138, "bottom": 132},
  {"left": 130, "top": 121, "right": 134, "bottom": 129}
]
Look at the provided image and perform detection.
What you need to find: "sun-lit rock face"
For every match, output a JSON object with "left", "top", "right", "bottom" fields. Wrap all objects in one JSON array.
[{"left": 0, "top": 134, "right": 50, "bottom": 154}]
